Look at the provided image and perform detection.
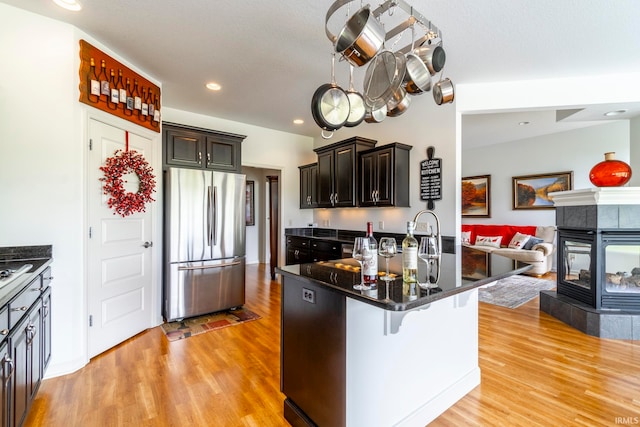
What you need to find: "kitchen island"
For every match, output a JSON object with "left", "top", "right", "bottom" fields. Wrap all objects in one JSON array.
[{"left": 277, "top": 246, "right": 530, "bottom": 427}]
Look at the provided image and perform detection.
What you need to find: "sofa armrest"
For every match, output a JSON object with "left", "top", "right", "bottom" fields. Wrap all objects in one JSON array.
[{"left": 532, "top": 242, "right": 554, "bottom": 257}]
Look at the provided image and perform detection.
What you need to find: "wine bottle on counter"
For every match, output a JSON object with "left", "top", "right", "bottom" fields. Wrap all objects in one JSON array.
[
  {"left": 402, "top": 221, "right": 418, "bottom": 284},
  {"left": 363, "top": 222, "right": 378, "bottom": 286},
  {"left": 88, "top": 58, "right": 100, "bottom": 102}
]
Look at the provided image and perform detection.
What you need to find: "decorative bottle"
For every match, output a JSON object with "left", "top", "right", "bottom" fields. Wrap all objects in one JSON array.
[
  {"left": 117, "top": 69, "right": 127, "bottom": 108},
  {"left": 363, "top": 222, "right": 378, "bottom": 286},
  {"left": 124, "top": 77, "right": 134, "bottom": 115},
  {"left": 108, "top": 68, "right": 118, "bottom": 109},
  {"left": 98, "top": 59, "right": 109, "bottom": 101},
  {"left": 88, "top": 58, "right": 100, "bottom": 102},
  {"left": 141, "top": 87, "right": 149, "bottom": 119},
  {"left": 589, "top": 152, "right": 632, "bottom": 187},
  {"left": 402, "top": 221, "right": 418, "bottom": 284},
  {"left": 133, "top": 79, "right": 142, "bottom": 111}
]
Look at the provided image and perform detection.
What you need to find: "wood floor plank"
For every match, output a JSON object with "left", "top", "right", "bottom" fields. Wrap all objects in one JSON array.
[{"left": 25, "top": 267, "right": 640, "bottom": 426}]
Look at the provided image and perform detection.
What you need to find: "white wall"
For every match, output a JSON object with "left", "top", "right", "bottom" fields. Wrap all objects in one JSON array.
[{"left": 462, "top": 121, "right": 630, "bottom": 226}]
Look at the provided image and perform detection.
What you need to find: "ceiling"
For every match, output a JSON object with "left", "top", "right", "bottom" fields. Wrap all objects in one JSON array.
[{"left": 3, "top": 0, "right": 640, "bottom": 147}]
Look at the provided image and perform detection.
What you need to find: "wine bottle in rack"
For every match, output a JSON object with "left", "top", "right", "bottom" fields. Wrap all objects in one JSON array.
[
  {"left": 108, "top": 69, "right": 118, "bottom": 109},
  {"left": 124, "top": 78, "right": 134, "bottom": 115},
  {"left": 133, "top": 79, "right": 142, "bottom": 111},
  {"left": 98, "top": 59, "right": 109, "bottom": 101},
  {"left": 148, "top": 88, "right": 155, "bottom": 118},
  {"left": 117, "top": 70, "right": 127, "bottom": 109},
  {"left": 363, "top": 222, "right": 378, "bottom": 286},
  {"left": 88, "top": 58, "right": 100, "bottom": 103},
  {"left": 153, "top": 93, "right": 161, "bottom": 124},
  {"left": 141, "top": 87, "right": 149, "bottom": 119}
]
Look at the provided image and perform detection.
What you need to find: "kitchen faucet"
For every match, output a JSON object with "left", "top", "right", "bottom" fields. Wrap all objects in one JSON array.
[{"left": 411, "top": 209, "right": 442, "bottom": 258}]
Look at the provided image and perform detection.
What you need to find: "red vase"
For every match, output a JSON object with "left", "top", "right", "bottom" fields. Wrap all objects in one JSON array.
[{"left": 589, "top": 152, "right": 632, "bottom": 187}]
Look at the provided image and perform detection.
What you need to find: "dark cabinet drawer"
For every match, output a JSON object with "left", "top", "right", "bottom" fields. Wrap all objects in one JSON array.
[{"left": 9, "top": 276, "right": 41, "bottom": 329}]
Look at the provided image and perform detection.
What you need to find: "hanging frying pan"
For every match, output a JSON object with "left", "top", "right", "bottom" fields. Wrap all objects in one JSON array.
[
  {"left": 344, "top": 65, "right": 365, "bottom": 127},
  {"left": 311, "top": 53, "right": 350, "bottom": 135}
]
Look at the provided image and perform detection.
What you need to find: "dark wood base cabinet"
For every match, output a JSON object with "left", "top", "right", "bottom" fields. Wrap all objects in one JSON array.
[{"left": 0, "top": 265, "right": 52, "bottom": 427}]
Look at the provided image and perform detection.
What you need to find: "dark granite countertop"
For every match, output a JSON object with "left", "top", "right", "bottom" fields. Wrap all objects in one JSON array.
[
  {"left": 0, "top": 245, "right": 53, "bottom": 308},
  {"left": 277, "top": 245, "right": 531, "bottom": 311}
]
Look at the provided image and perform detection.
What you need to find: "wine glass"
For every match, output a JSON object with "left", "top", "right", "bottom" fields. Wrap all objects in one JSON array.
[
  {"left": 352, "top": 237, "right": 373, "bottom": 290},
  {"left": 378, "top": 237, "right": 397, "bottom": 282},
  {"left": 418, "top": 236, "right": 440, "bottom": 288}
]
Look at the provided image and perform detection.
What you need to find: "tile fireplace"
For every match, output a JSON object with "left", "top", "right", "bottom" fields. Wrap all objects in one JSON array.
[{"left": 541, "top": 188, "right": 640, "bottom": 339}]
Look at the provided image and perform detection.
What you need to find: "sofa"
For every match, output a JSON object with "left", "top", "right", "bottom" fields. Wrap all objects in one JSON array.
[{"left": 461, "top": 224, "right": 556, "bottom": 276}]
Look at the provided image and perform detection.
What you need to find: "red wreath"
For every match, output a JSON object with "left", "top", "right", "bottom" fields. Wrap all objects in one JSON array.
[{"left": 99, "top": 149, "right": 156, "bottom": 217}]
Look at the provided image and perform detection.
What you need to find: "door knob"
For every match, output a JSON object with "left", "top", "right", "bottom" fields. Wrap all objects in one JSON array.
[{"left": 143, "top": 241, "right": 153, "bottom": 248}]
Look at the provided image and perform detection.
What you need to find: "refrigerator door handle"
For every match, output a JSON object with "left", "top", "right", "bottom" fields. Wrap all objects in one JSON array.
[
  {"left": 213, "top": 185, "right": 218, "bottom": 246},
  {"left": 207, "top": 185, "right": 213, "bottom": 246},
  {"left": 177, "top": 260, "right": 242, "bottom": 271}
]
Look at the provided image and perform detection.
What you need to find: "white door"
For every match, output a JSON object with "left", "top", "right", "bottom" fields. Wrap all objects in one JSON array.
[{"left": 87, "top": 118, "right": 154, "bottom": 358}]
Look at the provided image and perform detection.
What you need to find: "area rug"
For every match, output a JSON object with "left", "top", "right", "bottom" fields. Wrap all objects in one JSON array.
[
  {"left": 478, "top": 275, "right": 556, "bottom": 309},
  {"left": 161, "top": 308, "right": 261, "bottom": 341}
]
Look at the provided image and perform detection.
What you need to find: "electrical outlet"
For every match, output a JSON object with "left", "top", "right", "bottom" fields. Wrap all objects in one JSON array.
[
  {"left": 415, "top": 222, "right": 430, "bottom": 232},
  {"left": 302, "top": 288, "right": 315, "bottom": 304},
  {"left": 379, "top": 221, "right": 384, "bottom": 230}
]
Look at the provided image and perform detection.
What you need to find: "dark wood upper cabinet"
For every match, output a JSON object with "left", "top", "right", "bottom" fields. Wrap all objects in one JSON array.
[
  {"left": 163, "top": 122, "right": 245, "bottom": 173},
  {"left": 359, "top": 143, "right": 412, "bottom": 207},
  {"left": 314, "top": 137, "right": 377, "bottom": 208},
  {"left": 299, "top": 163, "right": 318, "bottom": 209}
]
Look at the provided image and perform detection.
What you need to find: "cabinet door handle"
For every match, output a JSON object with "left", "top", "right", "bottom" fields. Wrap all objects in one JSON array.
[
  {"left": 334, "top": 193, "right": 338, "bottom": 204},
  {"left": 207, "top": 152, "right": 211, "bottom": 164},
  {"left": 143, "top": 241, "right": 153, "bottom": 248},
  {"left": 11, "top": 306, "right": 27, "bottom": 312},
  {"left": 3, "top": 356, "right": 14, "bottom": 385},
  {"left": 43, "top": 276, "right": 54, "bottom": 280},
  {"left": 198, "top": 152, "right": 202, "bottom": 162},
  {"left": 0, "top": 329, "right": 8, "bottom": 336}
]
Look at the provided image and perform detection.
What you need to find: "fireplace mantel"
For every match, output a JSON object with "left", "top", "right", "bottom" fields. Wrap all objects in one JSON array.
[{"left": 550, "top": 187, "right": 640, "bottom": 207}]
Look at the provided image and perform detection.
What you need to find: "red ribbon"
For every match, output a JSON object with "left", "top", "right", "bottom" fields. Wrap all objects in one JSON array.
[{"left": 125, "top": 131, "right": 129, "bottom": 152}]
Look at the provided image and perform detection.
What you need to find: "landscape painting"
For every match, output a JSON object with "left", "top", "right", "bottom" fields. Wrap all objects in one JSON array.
[
  {"left": 512, "top": 171, "right": 573, "bottom": 209},
  {"left": 461, "top": 175, "right": 490, "bottom": 217}
]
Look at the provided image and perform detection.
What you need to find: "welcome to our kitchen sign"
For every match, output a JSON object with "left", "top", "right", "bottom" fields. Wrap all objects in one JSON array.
[{"left": 420, "top": 146, "right": 441, "bottom": 209}]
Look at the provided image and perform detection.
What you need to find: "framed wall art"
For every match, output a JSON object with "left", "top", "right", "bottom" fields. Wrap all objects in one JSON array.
[
  {"left": 512, "top": 171, "right": 573, "bottom": 210},
  {"left": 461, "top": 175, "right": 491, "bottom": 217},
  {"left": 246, "top": 180, "right": 255, "bottom": 226}
]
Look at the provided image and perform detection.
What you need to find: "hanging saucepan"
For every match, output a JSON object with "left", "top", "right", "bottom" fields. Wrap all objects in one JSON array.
[
  {"left": 344, "top": 65, "right": 365, "bottom": 127},
  {"left": 402, "top": 25, "right": 432, "bottom": 96},
  {"left": 311, "top": 53, "right": 351, "bottom": 136},
  {"left": 414, "top": 38, "right": 446, "bottom": 76},
  {"left": 364, "top": 99, "right": 387, "bottom": 123},
  {"left": 433, "top": 77, "right": 455, "bottom": 105},
  {"left": 334, "top": 5, "right": 386, "bottom": 67}
]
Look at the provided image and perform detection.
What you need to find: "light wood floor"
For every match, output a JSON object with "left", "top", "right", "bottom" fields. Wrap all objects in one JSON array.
[{"left": 26, "top": 266, "right": 640, "bottom": 426}]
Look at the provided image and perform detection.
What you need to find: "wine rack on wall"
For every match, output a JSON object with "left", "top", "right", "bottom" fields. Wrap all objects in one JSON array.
[{"left": 78, "top": 39, "right": 161, "bottom": 133}]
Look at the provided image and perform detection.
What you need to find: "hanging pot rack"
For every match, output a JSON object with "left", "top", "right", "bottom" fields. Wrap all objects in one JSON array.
[
  {"left": 325, "top": 0, "right": 443, "bottom": 57},
  {"left": 316, "top": 0, "right": 454, "bottom": 135}
]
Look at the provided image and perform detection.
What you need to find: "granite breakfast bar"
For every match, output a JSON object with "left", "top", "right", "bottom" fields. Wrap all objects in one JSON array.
[{"left": 277, "top": 246, "right": 530, "bottom": 427}]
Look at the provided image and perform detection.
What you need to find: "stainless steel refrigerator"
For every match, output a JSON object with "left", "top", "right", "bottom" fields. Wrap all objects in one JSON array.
[{"left": 164, "top": 167, "right": 246, "bottom": 321}]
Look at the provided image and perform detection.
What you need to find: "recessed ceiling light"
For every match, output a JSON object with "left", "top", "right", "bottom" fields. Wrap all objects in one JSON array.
[
  {"left": 52, "top": 0, "right": 82, "bottom": 11},
  {"left": 205, "top": 82, "right": 221, "bottom": 91},
  {"left": 293, "top": 119, "right": 304, "bottom": 125},
  {"left": 604, "top": 109, "right": 628, "bottom": 117},
  {"left": 518, "top": 121, "right": 530, "bottom": 126}
]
